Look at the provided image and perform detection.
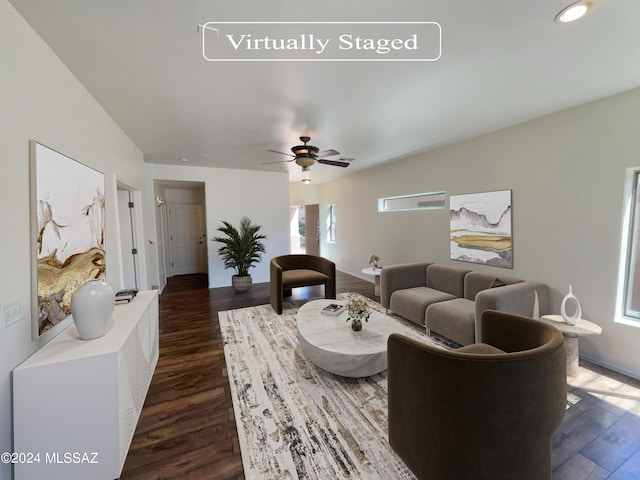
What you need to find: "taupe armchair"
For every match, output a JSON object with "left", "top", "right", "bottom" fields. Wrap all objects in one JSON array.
[
  {"left": 388, "top": 310, "right": 567, "bottom": 480},
  {"left": 270, "top": 254, "right": 336, "bottom": 314}
]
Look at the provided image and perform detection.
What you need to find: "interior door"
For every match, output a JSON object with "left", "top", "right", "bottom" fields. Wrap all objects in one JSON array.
[
  {"left": 305, "top": 204, "right": 320, "bottom": 256},
  {"left": 117, "top": 188, "right": 138, "bottom": 288},
  {"left": 168, "top": 203, "right": 206, "bottom": 275}
]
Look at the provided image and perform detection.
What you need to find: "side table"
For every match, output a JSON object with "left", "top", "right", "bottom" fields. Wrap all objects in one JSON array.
[
  {"left": 362, "top": 267, "right": 382, "bottom": 296},
  {"left": 540, "top": 315, "right": 602, "bottom": 377}
]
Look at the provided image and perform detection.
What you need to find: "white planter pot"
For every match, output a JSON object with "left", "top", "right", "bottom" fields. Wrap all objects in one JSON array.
[{"left": 71, "top": 279, "right": 115, "bottom": 340}]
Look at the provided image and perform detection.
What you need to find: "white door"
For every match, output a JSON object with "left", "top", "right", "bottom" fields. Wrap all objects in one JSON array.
[
  {"left": 117, "top": 189, "right": 138, "bottom": 288},
  {"left": 168, "top": 203, "right": 206, "bottom": 275}
]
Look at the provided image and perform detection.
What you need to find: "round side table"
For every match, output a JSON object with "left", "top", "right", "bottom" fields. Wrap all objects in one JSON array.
[
  {"left": 362, "top": 267, "right": 382, "bottom": 296},
  {"left": 540, "top": 315, "right": 602, "bottom": 377}
]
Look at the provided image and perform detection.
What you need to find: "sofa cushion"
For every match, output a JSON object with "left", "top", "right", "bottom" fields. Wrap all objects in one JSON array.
[
  {"left": 282, "top": 269, "right": 330, "bottom": 289},
  {"left": 463, "top": 272, "right": 523, "bottom": 301},
  {"left": 390, "top": 287, "right": 456, "bottom": 326},
  {"left": 426, "top": 264, "right": 469, "bottom": 298},
  {"left": 426, "top": 298, "right": 476, "bottom": 346}
]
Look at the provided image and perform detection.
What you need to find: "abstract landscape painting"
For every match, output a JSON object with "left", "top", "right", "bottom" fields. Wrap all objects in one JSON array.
[
  {"left": 449, "top": 190, "right": 512, "bottom": 268},
  {"left": 30, "top": 142, "right": 105, "bottom": 338}
]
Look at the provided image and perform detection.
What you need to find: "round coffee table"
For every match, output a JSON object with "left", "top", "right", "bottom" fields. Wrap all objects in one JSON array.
[{"left": 296, "top": 299, "right": 406, "bottom": 377}]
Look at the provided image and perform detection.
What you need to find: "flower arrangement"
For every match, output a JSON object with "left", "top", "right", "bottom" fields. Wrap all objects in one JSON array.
[
  {"left": 368, "top": 254, "right": 380, "bottom": 269},
  {"left": 346, "top": 297, "right": 371, "bottom": 331}
]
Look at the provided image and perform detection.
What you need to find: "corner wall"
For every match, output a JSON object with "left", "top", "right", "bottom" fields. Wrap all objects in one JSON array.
[
  {"left": 0, "top": 2, "right": 144, "bottom": 477},
  {"left": 319, "top": 86, "right": 640, "bottom": 378}
]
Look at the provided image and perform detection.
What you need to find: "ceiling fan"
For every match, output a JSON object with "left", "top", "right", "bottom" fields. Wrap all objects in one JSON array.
[{"left": 263, "top": 136, "right": 352, "bottom": 170}]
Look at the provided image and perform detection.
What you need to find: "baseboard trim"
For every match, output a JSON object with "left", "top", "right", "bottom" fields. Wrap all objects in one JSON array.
[
  {"left": 580, "top": 353, "right": 640, "bottom": 381},
  {"left": 337, "top": 267, "right": 374, "bottom": 284}
]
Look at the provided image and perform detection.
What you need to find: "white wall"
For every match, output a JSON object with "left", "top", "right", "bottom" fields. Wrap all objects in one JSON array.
[
  {"left": 0, "top": 2, "right": 144, "bottom": 478},
  {"left": 144, "top": 164, "right": 290, "bottom": 288},
  {"left": 318, "top": 86, "right": 640, "bottom": 379}
]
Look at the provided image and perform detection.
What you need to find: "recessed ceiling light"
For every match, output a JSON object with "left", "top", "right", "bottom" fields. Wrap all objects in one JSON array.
[
  {"left": 301, "top": 178, "right": 311, "bottom": 184},
  {"left": 555, "top": 1, "right": 595, "bottom": 23},
  {"left": 179, "top": 157, "right": 189, "bottom": 162}
]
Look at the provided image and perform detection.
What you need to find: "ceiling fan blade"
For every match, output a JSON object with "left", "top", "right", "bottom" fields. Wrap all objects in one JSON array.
[
  {"left": 317, "top": 148, "right": 340, "bottom": 157},
  {"left": 267, "top": 149, "right": 295, "bottom": 157},
  {"left": 317, "top": 158, "right": 350, "bottom": 168},
  {"left": 261, "top": 158, "right": 295, "bottom": 165}
]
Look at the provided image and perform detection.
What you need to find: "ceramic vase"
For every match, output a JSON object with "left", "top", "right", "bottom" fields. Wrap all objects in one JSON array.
[
  {"left": 71, "top": 278, "right": 115, "bottom": 340},
  {"left": 560, "top": 285, "right": 582, "bottom": 325},
  {"left": 351, "top": 318, "right": 362, "bottom": 331}
]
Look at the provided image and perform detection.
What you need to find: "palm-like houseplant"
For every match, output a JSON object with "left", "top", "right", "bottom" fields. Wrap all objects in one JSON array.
[{"left": 213, "top": 216, "right": 267, "bottom": 293}]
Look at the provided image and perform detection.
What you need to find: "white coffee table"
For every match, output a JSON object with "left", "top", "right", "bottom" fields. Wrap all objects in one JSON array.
[{"left": 296, "top": 299, "right": 406, "bottom": 377}]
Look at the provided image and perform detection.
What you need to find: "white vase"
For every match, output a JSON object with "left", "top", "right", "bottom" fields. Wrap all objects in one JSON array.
[
  {"left": 71, "top": 278, "right": 115, "bottom": 340},
  {"left": 560, "top": 285, "right": 582, "bottom": 325}
]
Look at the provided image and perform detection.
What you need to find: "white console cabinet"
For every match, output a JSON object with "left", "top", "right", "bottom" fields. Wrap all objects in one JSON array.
[{"left": 13, "top": 291, "right": 159, "bottom": 480}]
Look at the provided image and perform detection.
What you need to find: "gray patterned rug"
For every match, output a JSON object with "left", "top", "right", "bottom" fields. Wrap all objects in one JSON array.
[
  {"left": 219, "top": 293, "right": 457, "bottom": 479},
  {"left": 219, "top": 293, "right": 579, "bottom": 479}
]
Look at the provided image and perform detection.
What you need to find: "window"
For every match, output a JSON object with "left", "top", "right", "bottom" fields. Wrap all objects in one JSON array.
[
  {"left": 378, "top": 191, "right": 446, "bottom": 212},
  {"left": 327, "top": 204, "right": 336, "bottom": 243},
  {"left": 622, "top": 171, "right": 640, "bottom": 320}
]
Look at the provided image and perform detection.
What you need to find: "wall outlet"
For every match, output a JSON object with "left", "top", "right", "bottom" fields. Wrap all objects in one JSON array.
[{"left": 2, "top": 300, "right": 25, "bottom": 328}]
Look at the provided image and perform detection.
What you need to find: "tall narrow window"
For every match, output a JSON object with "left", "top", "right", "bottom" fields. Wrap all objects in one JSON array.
[
  {"left": 623, "top": 171, "right": 640, "bottom": 320},
  {"left": 327, "top": 204, "right": 336, "bottom": 243}
]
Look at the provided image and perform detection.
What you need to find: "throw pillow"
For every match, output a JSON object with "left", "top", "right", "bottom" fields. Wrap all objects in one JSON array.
[{"left": 490, "top": 278, "right": 506, "bottom": 288}]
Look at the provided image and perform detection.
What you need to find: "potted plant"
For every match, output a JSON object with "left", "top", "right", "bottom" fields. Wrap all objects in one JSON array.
[{"left": 213, "top": 216, "right": 267, "bottom": 293}]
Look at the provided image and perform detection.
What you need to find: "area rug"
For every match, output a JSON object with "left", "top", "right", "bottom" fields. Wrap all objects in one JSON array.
[{"left": 219, "top": 293, "right": 579, "bottom": 479}]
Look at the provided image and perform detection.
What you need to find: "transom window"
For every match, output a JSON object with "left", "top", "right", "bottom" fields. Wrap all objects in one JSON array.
[{"left": 378, "top": 191, "right": 445, "bottom": 212}]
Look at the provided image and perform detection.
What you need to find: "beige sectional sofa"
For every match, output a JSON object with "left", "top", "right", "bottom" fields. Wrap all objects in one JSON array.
[{"left": 380, "top": 263, "right": 550, "bottom": 345}]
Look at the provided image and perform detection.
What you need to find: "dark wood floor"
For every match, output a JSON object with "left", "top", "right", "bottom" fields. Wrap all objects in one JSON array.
[
  {"left": 120, "top": 271, "right": 375, "bottom": 479},
  {"left": 121, "top": 272, "right": 640, "bottom": 480}
]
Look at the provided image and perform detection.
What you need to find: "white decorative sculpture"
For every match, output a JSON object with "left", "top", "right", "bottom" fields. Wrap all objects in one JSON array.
[
  {"left": 71, "top": 278, "right": 115, "bottom": 339},
  {"left": 560, "top": 285, "right": 582, "bottom": 325}
]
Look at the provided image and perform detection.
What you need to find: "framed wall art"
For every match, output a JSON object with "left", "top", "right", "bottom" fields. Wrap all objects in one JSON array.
[
  {"left": 30, "top": 141, "right": 106, "bottom": 338},
  {"left": 449, "top": 189, "right": 512, "bottom": 268}
]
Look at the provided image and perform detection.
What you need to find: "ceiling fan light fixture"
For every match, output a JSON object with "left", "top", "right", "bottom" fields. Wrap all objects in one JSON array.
[
  {"left": 295, "top": 154, "right": 316, "bottom": 167},
  {"left": 555, "top": 1, "right": 595, "bottom": 23}
]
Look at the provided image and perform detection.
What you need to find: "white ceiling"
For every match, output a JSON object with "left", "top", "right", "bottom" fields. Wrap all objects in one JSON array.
[{"left": 10, "top": 0, "right": 640, "bottom": 184}]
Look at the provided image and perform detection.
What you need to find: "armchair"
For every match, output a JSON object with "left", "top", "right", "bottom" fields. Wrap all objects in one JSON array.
[
  {"left": 270, "top": 254, "right": 336, "bottom": 314},
  {"left": 388, "top": 310, "right": 566, "bottom": 480}
]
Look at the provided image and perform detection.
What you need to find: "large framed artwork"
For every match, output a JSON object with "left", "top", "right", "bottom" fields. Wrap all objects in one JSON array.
[
  {"left": 449, "top": 189, "right": 512, "bottom": 268},
  {"left": 30, "top": 141, "right": 106, "bottom": 338}
]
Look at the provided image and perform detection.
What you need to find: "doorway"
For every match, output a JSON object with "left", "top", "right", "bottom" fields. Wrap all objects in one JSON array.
[
  {"left": 290, "top": 204, "right": 320, "bottom": 255},
  {"left": 153, "top": 181, "right": 208, "bottom": 284},
  {"left": 117, "top": 184, "right": 138, "bottom": 289},
  {"left": 168, "top": 203, "right": 206, "bottom": 275}
]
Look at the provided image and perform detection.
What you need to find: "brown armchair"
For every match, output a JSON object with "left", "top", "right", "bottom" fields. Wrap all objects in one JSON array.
[
  {"left": 388, "top": 310, "right": 567, "bottom": 480},
  {"left": 270, "top": 254, "right": 336, "bottom": 314}
]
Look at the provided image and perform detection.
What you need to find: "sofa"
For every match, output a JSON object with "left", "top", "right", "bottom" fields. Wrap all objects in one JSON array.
[
  {"left": 388, "top": 309, "right": 567, "bottom": 480},
  {"left": 380, "top": 262, "right": 550, "bottom": 345},
  {"left": 270, "top": 254, "right": 336, "bottom": 314}
]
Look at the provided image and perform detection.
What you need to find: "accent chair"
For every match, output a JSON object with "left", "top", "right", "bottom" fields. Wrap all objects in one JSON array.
[
  {"left": 387, "top": 309, "right": 567, "bottom": 480},
  {"left": 270, "top": 254, "right": 336, "bottom": 314}
]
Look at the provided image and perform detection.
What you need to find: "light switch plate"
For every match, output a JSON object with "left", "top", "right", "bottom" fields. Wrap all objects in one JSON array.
[{"left": 3, "top": 300, "right": 25, "bottom": 328}]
